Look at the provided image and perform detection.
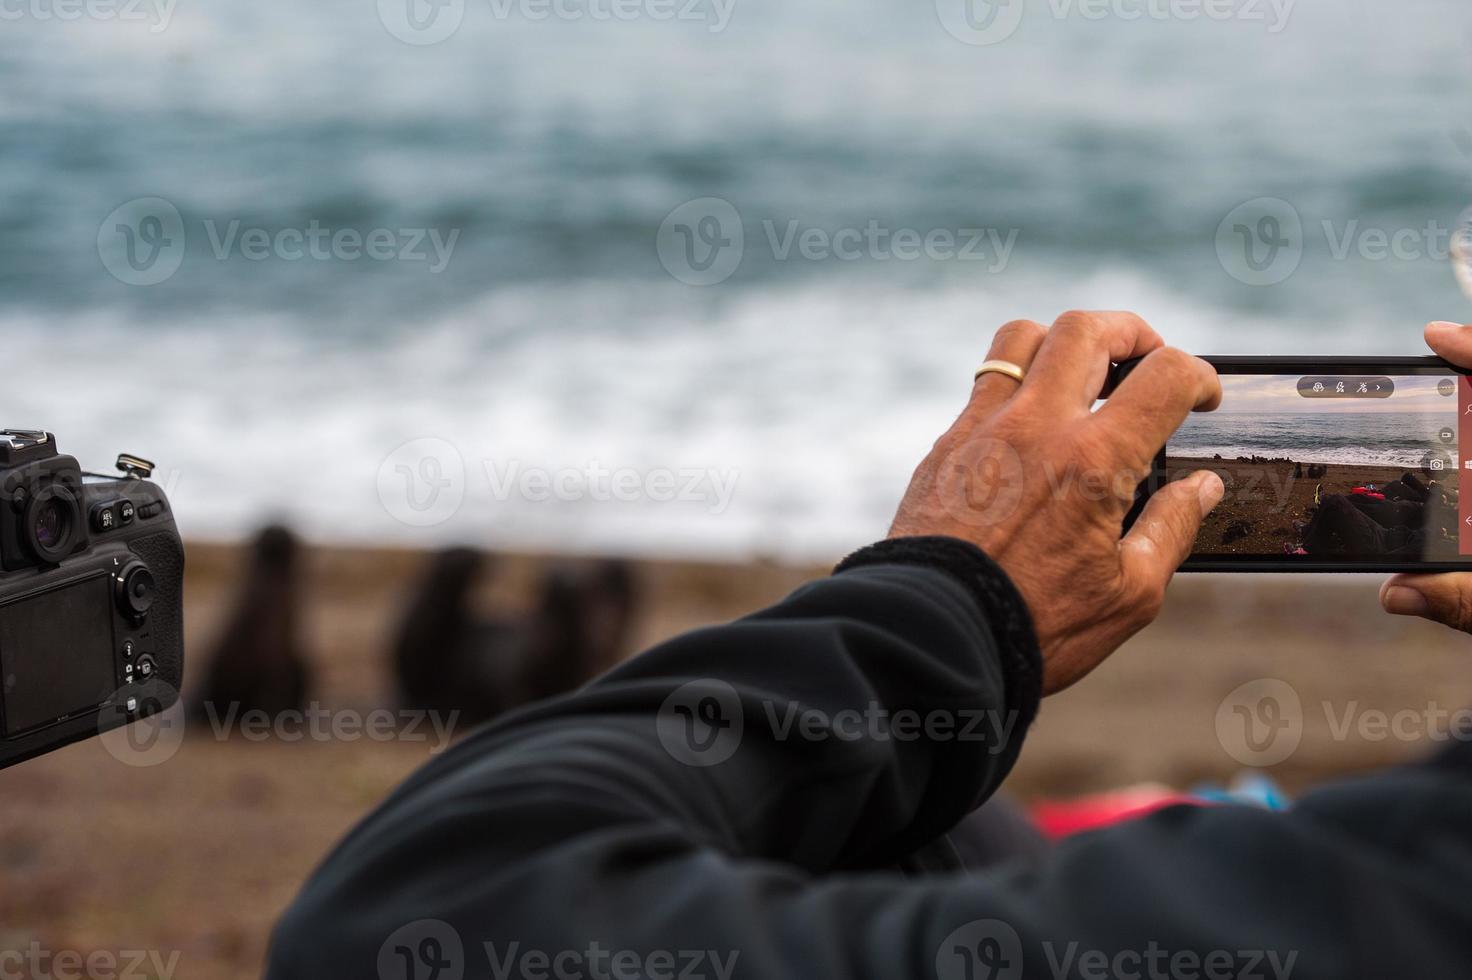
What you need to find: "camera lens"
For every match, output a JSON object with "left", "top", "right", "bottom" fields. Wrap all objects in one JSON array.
[{"left": 33, "top": 498, "right": 66, "bottom": 550}]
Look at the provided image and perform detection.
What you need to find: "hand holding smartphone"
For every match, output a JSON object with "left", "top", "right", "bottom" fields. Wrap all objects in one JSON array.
[{"left": 1117, "top": 356, "right": 1472, "bottom": 572}]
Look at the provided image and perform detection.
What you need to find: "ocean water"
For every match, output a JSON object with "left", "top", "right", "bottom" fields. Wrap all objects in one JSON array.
[
  {"left": 1170, "top": 412, "right": 1455, "bottom": 467},
  {"left": 5, "top": 0, "right": 1472, "bottom": 558}
]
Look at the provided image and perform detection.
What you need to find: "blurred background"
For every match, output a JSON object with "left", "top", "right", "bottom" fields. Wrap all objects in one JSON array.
[{"left": 6, "top": 0, "right": 1472, "bottom": 975}]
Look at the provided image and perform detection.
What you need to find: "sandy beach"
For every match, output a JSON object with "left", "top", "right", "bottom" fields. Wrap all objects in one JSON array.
[
  {"left": 4, "top": 540, "right": 1472, "bottom": 977},
  {"left": 1167, "top": 457, "right": 1456, "bottom": 556}
]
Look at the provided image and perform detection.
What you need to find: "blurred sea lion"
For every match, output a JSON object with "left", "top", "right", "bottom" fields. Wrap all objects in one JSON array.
[
  {"left": 189, "top": 525, "right": 313, "bottom": 725},
  {"left": 392, "top": 550, "right": 640, "bottom": 729}
]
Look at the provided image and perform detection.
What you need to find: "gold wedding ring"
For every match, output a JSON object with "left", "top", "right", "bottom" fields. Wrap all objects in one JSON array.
[{"left": 973, "top": 359, "right": 1026, "bottom": 385}]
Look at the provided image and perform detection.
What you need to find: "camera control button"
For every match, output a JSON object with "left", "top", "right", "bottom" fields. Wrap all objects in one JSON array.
[
  {"left": 92, "top": 503, "right": 118, "bottom": 532},
  {"left": 116, "top": 562, "right": 156, "bottom": 619},
  {"left": 136, "top": 656, "right": 156, "bottom": 681},
  {"left": 121, "top": 639, "right": 136, "bottom": 661},
  {"left": 118, "top": 500, "right": 135, "bottom": 524},
  {"left": 139, "top": 501, "right": 163, "bottom": 519}
]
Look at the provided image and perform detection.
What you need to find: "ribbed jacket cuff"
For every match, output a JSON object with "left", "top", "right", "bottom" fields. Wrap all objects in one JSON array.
[{"left": 834, "top": 536, "right": 1043, "bottom": 739}]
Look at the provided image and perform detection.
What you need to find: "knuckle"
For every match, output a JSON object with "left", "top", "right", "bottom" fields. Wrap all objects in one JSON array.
[
  {"left": 927, "top": 429, "right": 961, "bottom": 463},
  {"left": 1114, "top": 310, "right": 1149, "bottom": 331},
  {"left": 994, "top": 319, "right": 1045, "bottom": 349},
  {"left": 1052, "top": 309, "right": 1100, "bottom": 337},
  {"left": 1455, "top": 590, "right": 1472, "bottom": 633},
  {"left": 1145, "top": 345, "right": 1198, "bottom": 380}
]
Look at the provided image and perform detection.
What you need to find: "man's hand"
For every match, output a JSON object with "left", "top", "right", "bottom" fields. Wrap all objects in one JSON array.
[
  {"left": 890, "top": 311, "right": 1223, "bottom": 695},
  {"left": 1381, "top": 320, "right": 1472, "bottom": 630}
]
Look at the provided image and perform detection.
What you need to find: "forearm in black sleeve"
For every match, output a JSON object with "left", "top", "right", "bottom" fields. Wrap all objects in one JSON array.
[
  {"left": 267, "top": 537, "right": 1472, "bottom": 979},
  {"left": 266, "top": 536, "right": 1040, "bottom": 973}
]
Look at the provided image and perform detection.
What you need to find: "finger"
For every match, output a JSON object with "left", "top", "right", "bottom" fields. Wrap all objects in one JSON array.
[
  {"left": 962, "top": 319, "right": 1049, "bottom": 422},
  {"left": 1425, "top": 321, "right": 1472, "bottom": 369},
  {"left": 1024, "top": 311, "right": 1165, "bottom": 414},
  {"left": 1380, "top": 573, "right": 1472, "bottom": 631},
  {"left": 1119, "top": 470, "right": 1224, "bottom": 603},
  {"left": 1092, "top": 346, "right": 1223, "bottom": 471}
]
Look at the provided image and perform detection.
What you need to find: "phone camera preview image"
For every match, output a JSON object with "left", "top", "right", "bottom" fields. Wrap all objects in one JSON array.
[{"left": 1166, "top": 370, "right": 1470, "bottom": 566}]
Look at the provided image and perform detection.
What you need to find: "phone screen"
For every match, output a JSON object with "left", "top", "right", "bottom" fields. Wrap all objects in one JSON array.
[{"left": 1166, "top": 365, "right": 1471, "bottom": 567}]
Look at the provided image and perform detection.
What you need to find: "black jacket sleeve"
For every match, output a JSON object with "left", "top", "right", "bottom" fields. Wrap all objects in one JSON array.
[{"left": 266, "top": 537, "right": 1472, "bottom": 980}]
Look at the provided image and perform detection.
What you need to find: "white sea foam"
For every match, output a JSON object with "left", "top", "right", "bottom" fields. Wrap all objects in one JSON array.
[{"left": 4, "top": 270, "right": 1416, "bottom": 560}]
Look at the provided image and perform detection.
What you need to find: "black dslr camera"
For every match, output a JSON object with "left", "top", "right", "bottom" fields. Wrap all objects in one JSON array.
[{"left": 0, "top": 431, "right": 183, "bottom": 770}]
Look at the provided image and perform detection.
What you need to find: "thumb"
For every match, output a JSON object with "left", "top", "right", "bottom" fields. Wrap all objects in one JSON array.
[
  {"left": 1120, "top": 470, "right": 1224, "bottom": 593},
  {"left": 1424, "top": 320, "right": 1472, "bottom": 369},
  {"left": 1381, "top": 574, "right": 1472, "bottom": 632}
]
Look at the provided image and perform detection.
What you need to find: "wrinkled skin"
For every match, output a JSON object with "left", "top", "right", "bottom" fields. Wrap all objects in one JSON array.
[{"left": 890, "top": 310, "right": 1223, "bottom": 695}]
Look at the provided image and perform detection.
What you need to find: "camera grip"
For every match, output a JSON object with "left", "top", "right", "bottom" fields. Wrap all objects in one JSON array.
[{"left": 129, "top": 529, "right": 186, "bottom": 694}]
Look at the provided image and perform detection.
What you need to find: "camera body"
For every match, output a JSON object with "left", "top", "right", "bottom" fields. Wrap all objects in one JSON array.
[{"left": 0, "top": 431, "right": 183, "bottom": 770}]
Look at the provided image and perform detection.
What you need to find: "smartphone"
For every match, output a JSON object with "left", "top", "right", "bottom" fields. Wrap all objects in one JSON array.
[{"left": 1116, "top": 356, "right": 1472, "bottom": 573}]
